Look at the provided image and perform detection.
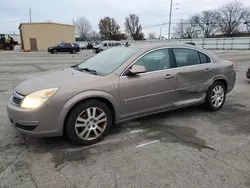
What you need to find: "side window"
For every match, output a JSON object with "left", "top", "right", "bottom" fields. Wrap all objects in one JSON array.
[
  {"left": 59, "top": 43, "right": 64, "bottom": 47},
  {"left": 134, "top": 49, "right": 171, "bottom": 72},
  {"left": 108, "top": 43, "right": 112, "bottom": 47},
  {"left": 173, "top": 48, "right": 200, "bottom": 67},
  {"left": 199, "top": 52, "right": 211, "bottom": 64},
  {"left": 115, "top": 43, "right": 121, "bottom": 46},
  {"left": 103, "top": 43, "right": 107, "bottom": 47}
]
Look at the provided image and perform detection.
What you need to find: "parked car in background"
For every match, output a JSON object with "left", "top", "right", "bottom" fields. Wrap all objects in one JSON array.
[
  {"left": 247, "top": 67, "right": 250, "bottom": 79},
  {"left": 77, "top": 42, "right": 87, "bottom": 50},
  {"left": 93, "top": 41, "right": 122, "bottom": 53},
  {"left": 48, "top": 43, "right": 80, "bottom": 54},
  {"left": 7, "top": 44, "right": 236, "bottom": 145},
  {"left": 186, "top": 42, "right": 196, "bottom": 46},
  {"left": 86, "top": 42, "right": 94, "bottom": 50}
]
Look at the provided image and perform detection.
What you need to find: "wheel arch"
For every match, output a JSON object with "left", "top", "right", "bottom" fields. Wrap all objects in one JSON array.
[
  {"left": 60, "top": 91, "right": 119, "bottom": 134},
  {"left": 208, "top": 75, "right": 228, "bottom": 92}
]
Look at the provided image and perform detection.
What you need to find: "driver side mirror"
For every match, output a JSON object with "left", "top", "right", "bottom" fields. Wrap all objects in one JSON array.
[{"left": 128, "top": 65, "right": 146, "bottom": 75}]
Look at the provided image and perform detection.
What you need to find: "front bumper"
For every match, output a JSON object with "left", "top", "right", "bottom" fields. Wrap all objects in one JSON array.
[{"left": 6, "top": 98, "right": 63, "bottom": 137}]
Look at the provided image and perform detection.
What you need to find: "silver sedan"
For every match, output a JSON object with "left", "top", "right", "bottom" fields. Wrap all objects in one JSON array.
[{"left": 6, "top": 43, "right": 236, "bottom": 145}]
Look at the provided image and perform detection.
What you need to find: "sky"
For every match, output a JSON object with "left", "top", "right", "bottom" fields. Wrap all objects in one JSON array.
[{"left": 1, "top": 0, "right": 250, "bottom": 37}]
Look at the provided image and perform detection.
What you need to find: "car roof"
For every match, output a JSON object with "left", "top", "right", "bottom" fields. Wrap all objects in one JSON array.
[
  {"left": 127, "top": 42, "right": 197, "bottom": 50},
  {"left": 126, "top": 42, "right": 220, "bottom": 61}
]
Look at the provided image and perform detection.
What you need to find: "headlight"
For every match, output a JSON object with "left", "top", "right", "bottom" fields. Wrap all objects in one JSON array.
[{"left": 20, "top": 88, "right": 58, "bottom": 109}]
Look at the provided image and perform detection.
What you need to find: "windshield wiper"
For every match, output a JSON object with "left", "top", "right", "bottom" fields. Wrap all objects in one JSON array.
[
  {"left": 80, "top": 68, "right": 98, "bottom": 75},
  {"left": 71, "top": 65, "right": 98, "bottom": 75}
]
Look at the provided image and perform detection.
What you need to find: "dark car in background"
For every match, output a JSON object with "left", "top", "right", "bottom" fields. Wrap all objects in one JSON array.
[
  {"left": 48, "top": 43, "right": 80, "bottom": 54},
  {"left": 247, "top": 67, "right": 250, "bottom": 79}
]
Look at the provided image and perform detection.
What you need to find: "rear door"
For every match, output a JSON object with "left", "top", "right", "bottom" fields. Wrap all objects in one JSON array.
[
  {"left": 171, "top": 48, "right": 213, "bottom": 106},
  {"left": 119, "top": 48, "right": 177, "bottom": 119}
]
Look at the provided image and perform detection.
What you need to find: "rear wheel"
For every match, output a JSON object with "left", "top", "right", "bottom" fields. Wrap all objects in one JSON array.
[
  {"left": 205, "top": 81, "right": 226, "bottom": 111},
  {"left": 65, "top": 100, "right": 112, "bottom": 145}
]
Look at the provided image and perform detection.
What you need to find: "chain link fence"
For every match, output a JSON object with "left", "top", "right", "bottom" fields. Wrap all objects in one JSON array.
[{"left": 124, "top": 37, "right": 250, "bottom": 50}]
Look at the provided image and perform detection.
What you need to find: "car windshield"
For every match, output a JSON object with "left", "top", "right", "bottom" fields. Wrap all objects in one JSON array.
[{"left": 77, "top": 47, "right": 139, "bottom": 76}]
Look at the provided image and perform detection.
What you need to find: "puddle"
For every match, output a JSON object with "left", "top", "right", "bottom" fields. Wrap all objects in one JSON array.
[{"left": 141, "top": 123, "right": 214, "bottom": 151}]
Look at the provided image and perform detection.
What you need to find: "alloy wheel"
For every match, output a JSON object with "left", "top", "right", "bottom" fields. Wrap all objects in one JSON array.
[
  {"left": 75, "top": 107, "right": 107, "bottom": 141},
  {"left": 211, "top": 85, "right": 225, "bottom": 108}
]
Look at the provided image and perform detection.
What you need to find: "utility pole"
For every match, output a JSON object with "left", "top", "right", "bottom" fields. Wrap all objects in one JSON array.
[
  {"left": 29, "top": 8, "right": 32, "bottom": 23},
  {"left": 168, "top": 0, "right": 173, "bottom": 41}
]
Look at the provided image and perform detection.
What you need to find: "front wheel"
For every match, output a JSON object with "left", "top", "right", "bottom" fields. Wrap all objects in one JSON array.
[
  {"left": 65, "top": 100, "right": 112, "bottom": 145},
  {"left": 52, "top": 49, "right": 57, "bottom": 54},
  {"left": 205, "top": 81, "right": 226, "bottom": 111}
]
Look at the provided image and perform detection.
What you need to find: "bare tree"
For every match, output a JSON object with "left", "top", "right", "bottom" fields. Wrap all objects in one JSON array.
[
  {"left": 148, "top": 32, "right": 156, "bottom": 39},
  {"left": 98, "top": 17, "right": 127, "bottom": 40},
  {"left": 243, "top": 9, "right": 250, "bottom": 32},
  {"left": 192, "top": 10, "right": 220, "bottom": 38},
  {"left": 217, "top": 0, "right": 247, "bottom": 36},
  {"left": 75, "top": 17, "right": 92, "bottom": 40},
  {"left": 89, "top": 31, "right": 101, "bottom": 41},
  {"left": 124, "top": 14, "right": 144, "bottom": 40},
  {"left": 173, "top": 19, "right": 199, "bottom": 38}
]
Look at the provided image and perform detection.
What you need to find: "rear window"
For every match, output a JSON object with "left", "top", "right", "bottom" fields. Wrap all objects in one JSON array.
[
  {"left": 64, "top": 43, "right": 72, "bottom": 47},
  {"left": 199, "top": 52, "right": 211, "bottom": 63},
  {"left": 173, "top": 48, "right": 200, "bottom": 67}
]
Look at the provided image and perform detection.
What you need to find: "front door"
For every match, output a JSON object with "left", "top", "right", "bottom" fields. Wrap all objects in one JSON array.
[
  {"left": 171, "top": 48, "right": 214, "bottom": 106},
  {"left": 29, "top": 38, "right": 37, "bottom": 51},
  {"left": 119, "top": 48, "right": 176, "bottom": 119},
  {"left": 58, "top": 43, "right": 68, "bottom": 52}
]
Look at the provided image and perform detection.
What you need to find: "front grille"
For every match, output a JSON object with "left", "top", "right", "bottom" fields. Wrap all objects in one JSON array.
[{"left": 12, "top": 91, "right": 24, "bottom": 106}]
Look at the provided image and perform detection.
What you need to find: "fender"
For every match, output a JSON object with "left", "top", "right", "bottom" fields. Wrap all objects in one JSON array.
[
  {"left": 206, "top": 74, "right": 227, "bottom": 90},
  {"left": 57, "top": 90, "right": 120, "bottom": 134}
]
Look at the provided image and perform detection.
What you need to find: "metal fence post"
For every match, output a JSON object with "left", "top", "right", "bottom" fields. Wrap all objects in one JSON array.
[
  {"left": 248, "top": 38, "right": 250, "bottom": 50},
  {"left": 223, "top": 38, "right": 225, "bottom": 50},
  {"left": 231, "top": 38, "right": 233, "bottom": 50},
  {"left": 216, "top": 38, "right": 218, "bottom": 50},
  {"left": 202, "top": 38, "right": 205, "bottom": 49}
]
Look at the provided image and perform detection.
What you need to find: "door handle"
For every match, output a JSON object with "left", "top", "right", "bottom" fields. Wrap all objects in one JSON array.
[
  {"left": 204, "top": 68, "right": 211, "bottom": 73},
  {"left": 164, "top": 74, "right": 174, "bottom": 79}
]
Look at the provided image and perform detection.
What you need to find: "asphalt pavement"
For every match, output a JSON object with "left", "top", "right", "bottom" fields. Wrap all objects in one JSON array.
[{"left": 0, "top": 50, "right": 250, "bottom": 188}]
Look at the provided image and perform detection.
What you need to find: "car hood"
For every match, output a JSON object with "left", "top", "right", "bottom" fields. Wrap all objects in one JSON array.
[{"left": 15, "top": 68, "right": 100, "bottom": 95}]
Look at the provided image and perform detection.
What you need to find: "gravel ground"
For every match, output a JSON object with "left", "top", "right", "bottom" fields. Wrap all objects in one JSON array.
[{"left": 0, "top": 50, "right": 250, "bottom": 188}]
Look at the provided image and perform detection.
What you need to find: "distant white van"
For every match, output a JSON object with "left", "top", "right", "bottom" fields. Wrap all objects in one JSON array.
[{"left": 93, "top": 40, "right": 122, "bottom": 53}]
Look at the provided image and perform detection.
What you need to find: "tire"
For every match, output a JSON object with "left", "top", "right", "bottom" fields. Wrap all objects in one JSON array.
[
  {"left": 65, "top": 100, "right": 112, "bottom": 145},
  {"left": 72, "top": 49, "right": 76, "bottom": 54},
  {"left": 205, "top": 81, "right": 226, "bottom": 111},
  {"left": 53, "top": 49, "right": 57, "bottom": 54}
]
